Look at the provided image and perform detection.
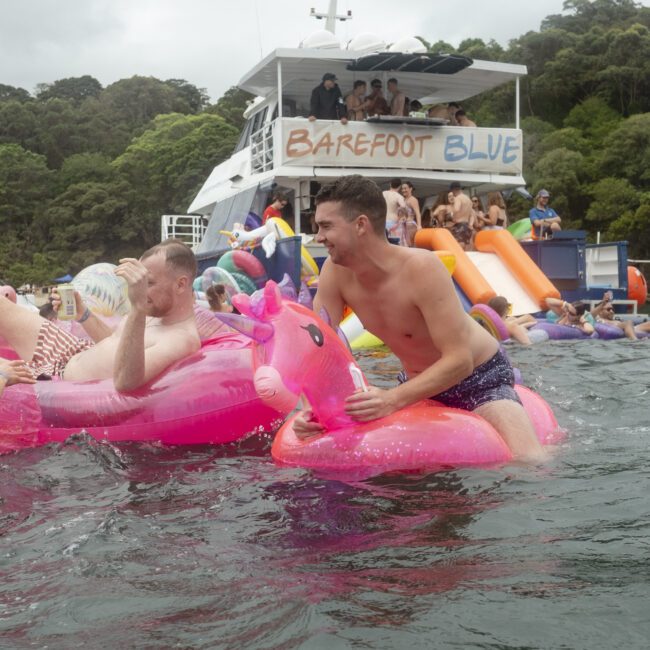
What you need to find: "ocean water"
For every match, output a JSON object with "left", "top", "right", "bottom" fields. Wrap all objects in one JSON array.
[{"left": 1, "top": 340, "right": 649, "bottom": 649}]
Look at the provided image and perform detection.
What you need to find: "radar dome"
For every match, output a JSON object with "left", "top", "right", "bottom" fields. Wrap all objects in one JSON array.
[
  {"left": 300, "top": 30, "right": 341, "bottom": 49},
  {"left": 388, "top": 37, "right": 427, "bottom": 54},
  {"left": 347, "top": 33, "right": 387, "bottom": 53}
]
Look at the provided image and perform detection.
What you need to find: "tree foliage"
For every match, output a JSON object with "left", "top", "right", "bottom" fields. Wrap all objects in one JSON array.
[{"left": 4, "top": 1, "right": 650, "bottom": 283}]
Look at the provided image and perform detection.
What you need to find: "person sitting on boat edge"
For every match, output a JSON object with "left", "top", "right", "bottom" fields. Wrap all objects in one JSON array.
[
  {"left": 0, "top": 358, "right": 36, "bottom": 398},
  {"left": 0, "top": 239, "right": 200, "bottom": 392},
  {"left": 487, "top": 296, "right": 537, "bottom": 345},
  {"left": 529, "top": 189, "right": 562, "bottom": 239},
  {"left": 308, "top": 73, "right": 348, "bottom": 124},
  {"left": 293, "top": 174, "right": 547, "bottom": 463}
]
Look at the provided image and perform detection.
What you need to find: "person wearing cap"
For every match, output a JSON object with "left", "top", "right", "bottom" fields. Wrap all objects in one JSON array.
[
  {"left": 308, "top": 73, "right": 348, "bottom": 123},
  {"left": 529, "top": 189, "right": 562, "bottom": 239}
]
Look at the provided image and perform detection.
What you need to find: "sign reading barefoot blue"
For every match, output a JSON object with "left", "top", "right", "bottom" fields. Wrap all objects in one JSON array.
[
  {"left": 281, "top": 119, "right": 522, "bottom": 175},
  {"left": 444, "top": 133, "right": 520, "bottom": 166}
]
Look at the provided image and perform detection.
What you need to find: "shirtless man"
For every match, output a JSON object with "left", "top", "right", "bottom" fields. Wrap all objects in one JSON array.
[
  {"left": 387, "top": 78, "right": 406, "bottom": 117},
  {"left": 0, "top": 239, "right": 200, "bottom": 392},
  {"left": 448, "top": 182, "right": 474, "bottom": 225},
  {"left": 294, "top": 175, "right": 546, "bottom": 462},
  {"left": 382, "top": 178, "right": 406, "bottom": 225},
  {"left": 345, "top": 80, "right": 370, "bottom": 121}
]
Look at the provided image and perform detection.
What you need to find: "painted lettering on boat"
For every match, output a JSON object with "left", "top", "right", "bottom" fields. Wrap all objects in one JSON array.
[{"left": 280, "top": 121, "right": 522, "bottom": 174}]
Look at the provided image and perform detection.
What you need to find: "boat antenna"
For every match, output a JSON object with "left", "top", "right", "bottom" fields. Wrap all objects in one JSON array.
[
  {"left": 310, "top": 0, "right": 352, "bottom": 34},
  {"left": 254, "top": 0, "right": 263, "bottom": 59}
]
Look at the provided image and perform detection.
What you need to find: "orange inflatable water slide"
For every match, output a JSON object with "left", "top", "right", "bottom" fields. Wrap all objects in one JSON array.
[{"left": 414, "top": 228, "right": 560, "bottom": 309}]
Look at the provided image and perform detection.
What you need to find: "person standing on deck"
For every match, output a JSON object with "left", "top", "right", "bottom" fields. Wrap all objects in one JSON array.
[{"left": 308, "top": 73, "right": 348, "bottom": 124}]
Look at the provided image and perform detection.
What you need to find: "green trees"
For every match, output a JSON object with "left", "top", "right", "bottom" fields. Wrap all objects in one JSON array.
[{"left": 0, "top": 76, "right": 237, "bottom": 283}]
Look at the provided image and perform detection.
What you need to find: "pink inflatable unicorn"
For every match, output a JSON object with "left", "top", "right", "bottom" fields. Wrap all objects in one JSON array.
[{"left": 220, "top": 281, "right": 563, "bottom": 476}]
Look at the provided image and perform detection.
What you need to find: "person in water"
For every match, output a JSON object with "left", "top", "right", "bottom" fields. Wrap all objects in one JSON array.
[
  {"left": 0, "top": 239, "right": 200, "bottom": 392},
  {"left": 294, "top": 175, "right": 546, "bottom": 462}
]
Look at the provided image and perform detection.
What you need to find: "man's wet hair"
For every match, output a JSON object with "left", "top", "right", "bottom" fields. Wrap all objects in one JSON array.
[
  {"left": 315, "top": 175, "right": 387, "bottom": 236},
  {"left": 141, "top": 238, "right": 197, "bottom": 280},
  {"left": 389, "top": 178, "right": 402, "bottom": 189}
]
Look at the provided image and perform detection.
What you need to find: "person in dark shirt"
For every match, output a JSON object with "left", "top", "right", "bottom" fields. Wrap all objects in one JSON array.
[{"left": 308, "top": 73, "right": 348, "bottom": 123}]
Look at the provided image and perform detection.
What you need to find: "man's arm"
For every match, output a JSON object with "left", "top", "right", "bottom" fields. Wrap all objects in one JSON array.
[{"left": 308, "top": 87, "right": 319, "bottom": 120}]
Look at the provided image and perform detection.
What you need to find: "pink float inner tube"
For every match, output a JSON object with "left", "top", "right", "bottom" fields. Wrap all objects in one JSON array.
[
  {"left": 0, "top": 332, "right": 286, "bottom": 455},
  {"left": 216, "top": 281, "right": 564, "bottom": 477}
]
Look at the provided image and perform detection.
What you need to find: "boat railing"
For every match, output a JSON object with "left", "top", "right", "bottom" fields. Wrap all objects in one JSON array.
[
  {"left": 249, "top": 117, "right": 523, "bottom": 177},
  {"left": 161, "top": 214, "right": 207, "bottom": 251},
  {"left": 250, "top": 122, "right": 276, "bottom": 174}
]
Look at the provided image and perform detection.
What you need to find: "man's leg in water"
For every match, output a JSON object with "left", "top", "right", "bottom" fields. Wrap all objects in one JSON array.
[
  {"left": 475, "top": 399, "right": 547, "bottom": 462},
  {"left": 0, "top": 296, "right": 46, "bottom": 361}
]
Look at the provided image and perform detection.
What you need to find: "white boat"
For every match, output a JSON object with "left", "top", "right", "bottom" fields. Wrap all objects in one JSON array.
[
  {"left": 163, "top": 3, "right": 640, "bottom": 312},
  {"left": 162, "top": 3, "right": 527, "bottom": 257}
]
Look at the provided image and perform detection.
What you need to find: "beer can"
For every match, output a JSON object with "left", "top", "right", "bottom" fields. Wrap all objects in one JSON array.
[{"left": 57, "top": 284, "right": 77, "bottom": 321}]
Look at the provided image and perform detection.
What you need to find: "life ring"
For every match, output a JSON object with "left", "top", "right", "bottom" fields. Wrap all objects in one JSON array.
[
  {"left": 470, "top": 304, "right": 510, "bottom": 341},
  {"left": 217, "top": 281, "right": 563, "bottom": 476},
  {"left": 627, "top": 266, "right": 647, "bottom": 307},
  {"left": 0, "top": 332, "right": 287, "bottom": 455}
]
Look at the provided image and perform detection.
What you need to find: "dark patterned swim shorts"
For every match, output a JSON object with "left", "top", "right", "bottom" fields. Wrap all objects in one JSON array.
[{"left": 397, "top": 349, "right": 521, "bottom": 411}]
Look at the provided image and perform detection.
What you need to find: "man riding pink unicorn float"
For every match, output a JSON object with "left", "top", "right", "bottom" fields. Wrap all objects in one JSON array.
[{"left": 1, "top": 176, "right": 561, "bottom": 472}]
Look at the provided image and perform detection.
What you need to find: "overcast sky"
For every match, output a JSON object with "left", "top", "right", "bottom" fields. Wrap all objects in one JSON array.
[{"left": 1, "top": 0, "right": 646, "bottom": 101}]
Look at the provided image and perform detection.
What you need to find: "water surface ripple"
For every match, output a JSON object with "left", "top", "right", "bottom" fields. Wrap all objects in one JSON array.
[{"left": 1, "top": 341, "right": 649, "bottom": 649}]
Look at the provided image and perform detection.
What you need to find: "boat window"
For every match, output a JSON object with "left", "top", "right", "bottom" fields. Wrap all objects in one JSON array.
[
  {"left": 234, "top": 118, "right": 253, "bottom": 153},
  {"left": 251, "top": 107, "right": 268, "bottom": 135}
]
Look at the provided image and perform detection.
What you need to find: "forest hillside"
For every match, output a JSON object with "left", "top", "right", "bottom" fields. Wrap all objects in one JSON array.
[{"left": 1, "top": 0, "right": 649, "bottom": 285}]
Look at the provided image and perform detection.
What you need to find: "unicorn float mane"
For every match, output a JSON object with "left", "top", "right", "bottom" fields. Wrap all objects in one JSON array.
[{"left": 217, "top": 281, "right": 365, "bottom": 429}]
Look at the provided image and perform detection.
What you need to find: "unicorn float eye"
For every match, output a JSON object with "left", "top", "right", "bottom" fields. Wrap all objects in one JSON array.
[{"left": 301, "top": 323, "right": 324, "bottom": 347}]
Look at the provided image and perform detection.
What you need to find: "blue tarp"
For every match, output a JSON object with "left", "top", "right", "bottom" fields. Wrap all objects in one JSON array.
[{"left": 53, "top": 274, "right": 73, "bottom": 283}]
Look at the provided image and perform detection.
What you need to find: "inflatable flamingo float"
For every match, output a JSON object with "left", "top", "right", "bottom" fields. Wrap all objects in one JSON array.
[{"left": 219, "top": 281, "right": 564, "bottom": 476}]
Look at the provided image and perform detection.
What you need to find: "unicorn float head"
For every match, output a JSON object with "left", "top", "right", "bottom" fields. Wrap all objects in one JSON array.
[{"left": 217, "top": 280, "right": 362, "bottom": 429}]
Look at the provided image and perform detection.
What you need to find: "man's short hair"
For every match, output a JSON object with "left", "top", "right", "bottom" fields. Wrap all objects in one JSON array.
[
  {"left": 272, "top": 190, "right": 288, "bottom": 203},
  {"left": 315, "top": 175, "right": 387, "bottom": 236},
  {"left": 448, "top": 102, "right": 461, "bottom": 109},
  {"left": 389, "top": 178, "right": 402, "bottom": 189},
  {"left": 449, "top": 181, "right": 462, "bottom": 190},
  {"left": 387, "top": 78, "right": 398, "bottom": 86},
  {"left": 370, "top": 79, "right": 382, "bottom": 88},
  {"left": 455, "top": 109, "right": 466, "bottom": 118},
  {"left": 353, "top": 80, "right": 366, "bottom": 89},
  {"left": 141, "top": 239, "right": 197, "bottom": 280}
]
